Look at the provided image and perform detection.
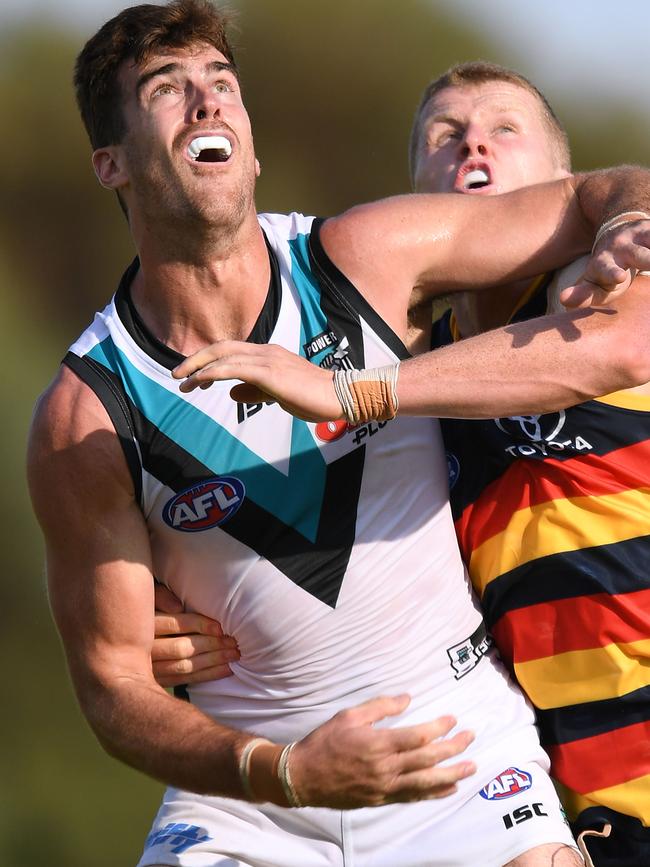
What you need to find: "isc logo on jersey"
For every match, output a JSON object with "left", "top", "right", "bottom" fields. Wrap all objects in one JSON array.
[
  {"left": 163, "top": 477, "right": 245, "bottom": 532},
  {"left": 479, "top": 767, "right": 533, "bottom": 801}
]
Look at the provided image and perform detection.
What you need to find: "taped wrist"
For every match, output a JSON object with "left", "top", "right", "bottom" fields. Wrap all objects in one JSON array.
[
  {"left": 333, "top": 363, "right": 400, "bottom": 425},
  {"left": 238, "top": 737, "right": 273, "bottom": 801},
  {"left": 278, "top": 742, "right": 302, "bottom": 807},
  {"left": 592, "top": 210, "right": 650, "bottom": 251}
]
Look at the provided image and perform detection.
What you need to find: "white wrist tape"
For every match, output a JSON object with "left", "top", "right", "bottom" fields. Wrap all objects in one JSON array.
[
  {"left": 238, "top": 737, "right": 273, "bottom": 801},
  {"left": 333, "top": 363, "right": 400, "bottom": 426},
  {"left": 277, "top": 742, "right": 302, "bottom": 807},
  {"left": 592, "top": 210, "right": 650, "bottom": 252}
]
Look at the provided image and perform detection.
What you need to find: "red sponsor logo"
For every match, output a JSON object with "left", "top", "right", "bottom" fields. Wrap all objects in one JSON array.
[{"left": 315, "top": 420, "right": 355, "bottom": 442}]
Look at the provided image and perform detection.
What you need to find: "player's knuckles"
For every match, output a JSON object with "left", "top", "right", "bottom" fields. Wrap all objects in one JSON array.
[{"left": 165, "top": 635, "right": 198, "bottom": 660}]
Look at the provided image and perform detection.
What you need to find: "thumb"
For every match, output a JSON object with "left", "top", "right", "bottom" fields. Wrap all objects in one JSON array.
[
  {"left": 154, "top": 581, "right": 184, "bottom": 614},
  {"left": 230, "top": 383, "right": 276, "bottom": 405}
]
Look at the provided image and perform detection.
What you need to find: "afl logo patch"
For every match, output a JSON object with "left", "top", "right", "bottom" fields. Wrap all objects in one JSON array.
[
  {"left": 163, "top": 476, "right": 245, "bottom": 532},
  {"left": 479, "top": 767, "right": 533, "bottom": 801}
]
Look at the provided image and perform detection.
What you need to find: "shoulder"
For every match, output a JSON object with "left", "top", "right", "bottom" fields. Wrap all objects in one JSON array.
[{"left": 28, "top": 365, "right": 135, "bottom": 533}]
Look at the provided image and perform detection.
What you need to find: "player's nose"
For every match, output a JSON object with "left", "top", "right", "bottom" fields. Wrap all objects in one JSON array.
[
  {"left": 459, "top": 124, "right": 489, "bottom": 159},
  {"left": 190, "top": 85, "right": 224, "bottom": 123}
]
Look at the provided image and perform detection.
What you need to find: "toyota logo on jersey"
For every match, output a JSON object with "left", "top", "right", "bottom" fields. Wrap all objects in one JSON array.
[
  {"left": 479, "top": 767, "right": 533, "bottom": 800},
  {"left": 495, "top": 411, "right": 566, "bottom": 442},
  {"left": 163, "top": 476, "right": 245, "bottom": 531}
]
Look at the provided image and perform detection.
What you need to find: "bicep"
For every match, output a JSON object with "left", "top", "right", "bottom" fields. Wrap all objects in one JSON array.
[
  {"left": 321, "top": 180, "right": 589, "bottom": 325},
  {"left": 28, "top": 375, "right": 157, "bottom": 702}
]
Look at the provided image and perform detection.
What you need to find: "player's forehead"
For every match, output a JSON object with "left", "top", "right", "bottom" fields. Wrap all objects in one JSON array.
[
  {"left": 120, "top": 43, "right": 235, "bottom": 93},
  {"left": 423, "top": 80, "right": 544, "bottom": 124}
]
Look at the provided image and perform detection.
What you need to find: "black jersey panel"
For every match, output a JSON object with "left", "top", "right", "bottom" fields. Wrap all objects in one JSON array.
[
  {"left": 62, "top": 351, "right": 143, "bottom": 505},
  {"left": 308, "top": 218, "right": 411, "bottom": 362},
  {"left": 113, "top": 235, "right": 281, "bottom": 371}
]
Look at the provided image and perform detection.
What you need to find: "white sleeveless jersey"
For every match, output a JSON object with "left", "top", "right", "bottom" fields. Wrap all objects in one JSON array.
[{"left": 67, "top": 212, "right": 539, "bottom": 804}]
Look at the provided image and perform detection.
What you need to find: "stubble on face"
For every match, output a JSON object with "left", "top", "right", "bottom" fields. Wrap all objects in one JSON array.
[{"left": 116, "top": 48, "right": 258, "bottom": 255}]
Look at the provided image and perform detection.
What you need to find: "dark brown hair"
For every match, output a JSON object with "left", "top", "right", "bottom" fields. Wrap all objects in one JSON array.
[
  {"left": 409, "top": 60, "right": 571, "bottom": 184},
  {"left": 74, "top": 0, "right": 237, "bottom": 149}
]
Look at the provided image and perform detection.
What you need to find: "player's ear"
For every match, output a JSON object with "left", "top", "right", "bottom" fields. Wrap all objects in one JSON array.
[{"left": 92, "top": 145, "right": 129, "bottom": 190}]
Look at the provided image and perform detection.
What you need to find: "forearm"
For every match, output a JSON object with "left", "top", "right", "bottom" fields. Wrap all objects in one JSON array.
[
  {"left": 397, "top": 307, "right": 646, "bottom": 419},
  {"left": 77, "top": 669, "right": 266, "bottom": 799}
]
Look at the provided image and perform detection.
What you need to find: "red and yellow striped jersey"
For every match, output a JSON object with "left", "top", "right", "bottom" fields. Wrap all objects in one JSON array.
[{"left": 432, "top": 283, "right": 650, "bottom": 854}]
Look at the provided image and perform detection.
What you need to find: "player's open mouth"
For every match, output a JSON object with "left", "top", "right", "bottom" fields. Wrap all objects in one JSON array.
[
  {"left": 187, "top": 135, "right": 232, "bottom": 162},
  {"left": 462, "top": 169, "right": 490, "bottom": 190}
]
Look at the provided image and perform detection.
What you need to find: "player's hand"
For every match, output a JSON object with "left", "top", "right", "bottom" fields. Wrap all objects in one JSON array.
[
  {"left": 562, "top": 218, "right": 650, "bottom": 308},
  {"left": 152, "top": 583, "right": 240, "bottom": 688},
  {"left": 290, "top": 694, "right": 476, "bottom": 808},
  {"left": 172, "top": 341, "right": 343, "bottom": 423}
]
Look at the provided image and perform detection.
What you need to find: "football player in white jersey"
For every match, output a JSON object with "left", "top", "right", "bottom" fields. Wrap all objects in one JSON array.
[{"left": 28, "top": 1, "right": 650, "bottom": 865}]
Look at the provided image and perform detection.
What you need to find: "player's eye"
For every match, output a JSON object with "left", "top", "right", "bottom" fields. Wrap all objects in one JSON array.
[
  {"left": 437, "top": 129, "right": 461, "bottom": 146},
  {"left": 151, "top": 82, "right": 176, "bottom": 97}
]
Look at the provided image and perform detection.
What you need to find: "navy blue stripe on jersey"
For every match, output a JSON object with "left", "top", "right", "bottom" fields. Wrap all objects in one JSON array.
[
  {"left": 308, "top": 219, "right": 411, "bottom": 362},
  {"left": 443, "top": 398, "right": 650, "bottom": 522},
  {"left": 482, "top": 538, "right": 650, "bottom": 629},
  {"left": 63, "top": 351, "right": 143, "bottom": 504},
  {"left": 537, "top": 684, "right": 650, "bottom": 747}
]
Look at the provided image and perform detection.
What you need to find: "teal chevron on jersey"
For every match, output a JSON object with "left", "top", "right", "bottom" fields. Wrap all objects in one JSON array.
[
  {"left": 86, "top": 336, "right": 327, "bottom": 541},
  {"left": 289, "top": 233, "right": 329, "bottom": 356}
]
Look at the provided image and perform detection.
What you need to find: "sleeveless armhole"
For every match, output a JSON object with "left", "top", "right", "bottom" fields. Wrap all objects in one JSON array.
[
  {"left": 62, "top": 351, "right": 143, "bottom": 506},
  {"left": 307, "top": 218, "right": 411, "bottom": 362}
]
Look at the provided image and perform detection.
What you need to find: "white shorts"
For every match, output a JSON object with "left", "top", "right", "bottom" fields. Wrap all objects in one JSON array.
[{"left": 137, "top": 759, "right": 579, "bottom": 867}]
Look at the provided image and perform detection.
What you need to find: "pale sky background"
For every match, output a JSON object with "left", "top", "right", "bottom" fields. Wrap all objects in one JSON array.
[{"left": 2, "top": 0, "right": 649, "bottom": 119}]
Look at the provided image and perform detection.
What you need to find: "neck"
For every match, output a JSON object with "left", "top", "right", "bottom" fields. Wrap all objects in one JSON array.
[
  {"left": 450, "top": 277, "right": 536, "bottom": 338},
  {"left": 129, "top": 210, "right": 270, "bottom": 356}
]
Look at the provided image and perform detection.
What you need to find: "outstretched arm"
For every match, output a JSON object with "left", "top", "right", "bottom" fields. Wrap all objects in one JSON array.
[
  {"left": 28, "top": 367, "right": 475, "bottom": 806},
  {"left": 172, "top": 273, "right": 650, "bottom": 422},
  {"left": 321, "top": 166, "right": 650, "bottom": 338}
]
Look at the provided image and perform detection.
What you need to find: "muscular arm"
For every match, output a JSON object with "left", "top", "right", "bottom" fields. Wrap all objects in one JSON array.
[
  {"left": 397, "top": 278, "right": 650, "bottom": 418},
  {"left": 172, "top": 275, "right": 650, "bottom": 420},
  {"left": 28, "top": 367, "right": 475, "bottom": 806},
  {"left": 321, "top": 166, "right": 650, "bottom": 337},
  {"left": 28, "top": 367, "right": 252, "bottom": 797}
]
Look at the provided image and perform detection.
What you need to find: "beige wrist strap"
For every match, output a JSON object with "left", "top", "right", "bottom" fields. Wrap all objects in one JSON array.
[
  {"left": 592, "top": 210, "right": 650, "bottom": 251},
  {"left": 333, "top": 363, "right": 400, "bottom": 426},
  {"left": 238, "top": 737, "right": 273, "bottom": 801},
  {"left": 576, "top": 822, "right": 612, "bottom": 867}
]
